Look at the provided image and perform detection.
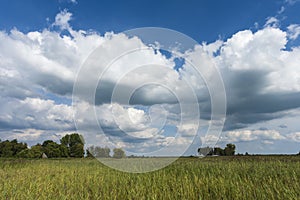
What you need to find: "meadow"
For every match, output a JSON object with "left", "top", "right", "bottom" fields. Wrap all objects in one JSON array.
[{"left": 0, "top": 156, "right": 299, "bottom": 199}]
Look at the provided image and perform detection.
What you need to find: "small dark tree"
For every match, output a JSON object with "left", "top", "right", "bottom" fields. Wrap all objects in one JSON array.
[{"left": 224, "top": 143, "right": 236, "bottom": 156}]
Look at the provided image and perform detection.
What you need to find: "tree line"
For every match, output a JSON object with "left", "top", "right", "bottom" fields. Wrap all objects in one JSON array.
[
  {"left": 0, "top": 133, "right": 126, "bottom": 159},
  {"left": 198, "top": 143, "right": 236, "bottom": 156},
  {"left": 86, "top": 146, "right": 126, "bottom": 158}
]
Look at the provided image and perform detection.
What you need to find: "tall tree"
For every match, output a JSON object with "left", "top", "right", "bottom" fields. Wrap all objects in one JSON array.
[
  {"left": 224, "top": 143, "right": 236, "bottom": 156},
  {"left": 60, "top": 133, "right": 84, "bottom": 157}
]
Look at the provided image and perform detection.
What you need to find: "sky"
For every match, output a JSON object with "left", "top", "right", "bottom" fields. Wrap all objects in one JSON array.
[{"left": 0, "top": 0, "right": 300, "bottom": 156}]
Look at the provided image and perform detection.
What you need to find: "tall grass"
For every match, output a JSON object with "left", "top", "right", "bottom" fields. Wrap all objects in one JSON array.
[{"left": 0, "top": 156, "right": 299, "bottom": 199}]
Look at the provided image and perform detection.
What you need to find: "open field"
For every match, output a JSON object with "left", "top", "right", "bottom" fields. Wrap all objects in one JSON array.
[{"left": 0, "top": 156, "right": 299, "bottom": 199}]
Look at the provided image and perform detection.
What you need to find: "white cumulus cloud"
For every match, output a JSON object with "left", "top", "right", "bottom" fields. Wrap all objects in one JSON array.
[
  {"left": 223, "top": 130, "right": 285, "bottom": 143},
  {"left": 1, "top": 11, "right": 300, "bottom": 155}
]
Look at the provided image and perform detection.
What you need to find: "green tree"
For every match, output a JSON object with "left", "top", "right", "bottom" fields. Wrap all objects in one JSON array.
[
  {"left": 113, "top": 148, "right": 126, "bottom": 158},
  {"left": 0, "top": 140, "right": 14, "bottom": 157},
  {"left": 42, "top": 140, "right": 62, "bottom": 158},
  {"left": 0, "top": 139, "right": 27, "bottom": 157},
  {"left": 224, "top": 143, "right": 236, "bottom": 156},
  {"left": 11, "top": 139, "right": 27, "bottom": 156},
  {"left": 16, "top": 149, "right": 31, "bottom": 158},
  {"left": 60, "top": 133, "right": 84, "bottom": 157},
  {"left": 213, "top": 147, "right": 225, "bottom": 156},
  {"left": 29, "top": 144, "right": 44, "bottom": 158},
  {"left": 59, "top": 144, "right": 69, "bottom": 157},
  {"left": 60, "top": 133, "right": 84, "bottom": 147},
  {"left": 70, "top": 143, "right": 84, "bottom": 158}
]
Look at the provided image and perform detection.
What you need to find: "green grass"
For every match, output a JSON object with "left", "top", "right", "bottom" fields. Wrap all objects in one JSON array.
[{"left": 0, "top": 156, "right": 299, "bottom": 199}]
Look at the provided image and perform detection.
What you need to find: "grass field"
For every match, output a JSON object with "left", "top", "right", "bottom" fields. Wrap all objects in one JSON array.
[{"left": 0, "top": 156, "right": 299, "bottom": 199}]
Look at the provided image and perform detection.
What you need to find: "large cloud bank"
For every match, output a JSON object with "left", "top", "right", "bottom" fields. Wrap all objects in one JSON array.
[{"left": 1, "top": 10, "right": 300, "bottom": 154}]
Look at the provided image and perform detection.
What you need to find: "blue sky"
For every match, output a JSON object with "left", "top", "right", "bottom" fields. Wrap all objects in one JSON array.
[
  {"left": 0, "top": 0, "right": 300, "bottom": 156},
  {"left": 1, "top": 0, "right": 299, "bottom": 42}
]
